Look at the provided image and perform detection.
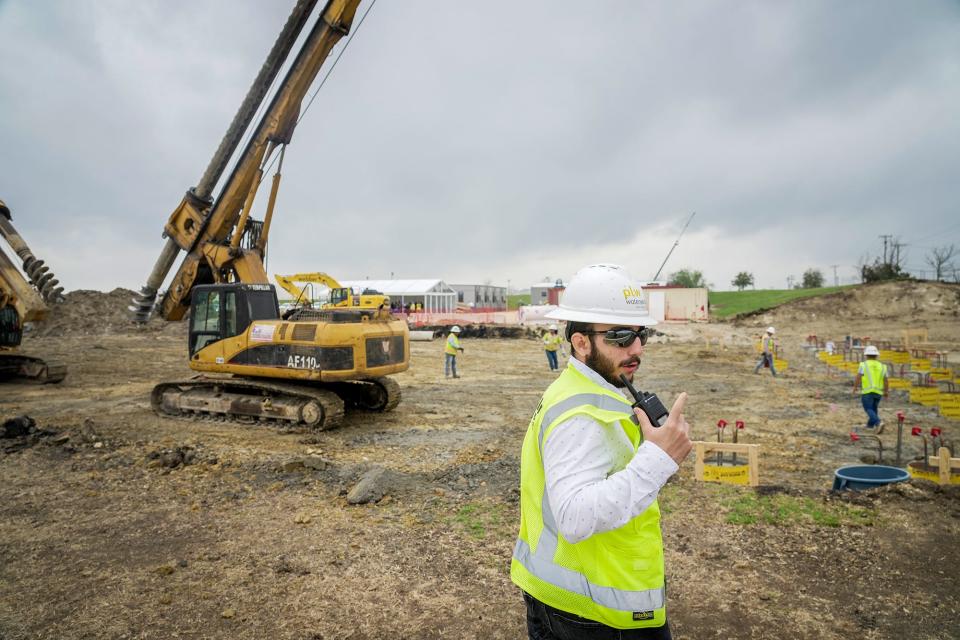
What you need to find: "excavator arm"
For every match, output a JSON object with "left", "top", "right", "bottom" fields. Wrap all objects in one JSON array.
[
  {"left": 132, "top": 0, "right": 362, "bottom": 322},
  {"left": 274, "top": 272, "right": 344, "bottom": 302},
  {"left": 0, "top": 199, "right": 67, "bottom": 383},
  {"left": 0, "top": 199, "right": 63, "bottom": 327}
]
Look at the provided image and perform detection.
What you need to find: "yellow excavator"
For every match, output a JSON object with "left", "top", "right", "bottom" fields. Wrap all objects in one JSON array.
[
  {"left": 274, "top": 272, "right": 390, "bottom": 310},
  {"left": 0, "top": 199, "right": 66, "bottom": 384},
  {"left": 130, "top": 0, "right": 408, "bottom": 430}
]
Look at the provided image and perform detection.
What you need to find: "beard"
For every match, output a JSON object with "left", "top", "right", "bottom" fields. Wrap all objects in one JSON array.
[{"left": 585, "top": 337, "right": 641, "bottom": 387}]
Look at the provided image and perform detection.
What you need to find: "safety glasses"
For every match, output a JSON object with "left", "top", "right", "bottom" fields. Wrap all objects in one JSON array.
[{"left": 585, "top": 328, "right": 649, "bottom": 348}]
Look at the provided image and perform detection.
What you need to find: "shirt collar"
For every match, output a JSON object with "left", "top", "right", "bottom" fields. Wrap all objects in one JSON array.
[{"left": 569, "top": 357, "right": 630, "bottom": 399}]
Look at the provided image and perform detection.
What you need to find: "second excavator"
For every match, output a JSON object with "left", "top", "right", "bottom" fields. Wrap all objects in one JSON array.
[
  {"left": 130, "top": 0, "right": 407, "bottom": 430},
  {"left": 274, "top": 272, "right": 390, "bottom": 310}
]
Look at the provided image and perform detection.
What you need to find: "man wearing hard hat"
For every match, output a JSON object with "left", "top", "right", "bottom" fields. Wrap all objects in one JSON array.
[
  {"left": 542, "top": 324, "right": 565, "bottom": 371},
  {"left": 753, "top": 326, "right": 778, "bottom": 376},
  {"left": 854, "top": 345, "right": 889, "bottom": 433},
  {"left": 511, "top": 264, "right": 692, "bottom": 639},
  {"left": 444, "top": 325, "right": 464, "bottom": 379}
]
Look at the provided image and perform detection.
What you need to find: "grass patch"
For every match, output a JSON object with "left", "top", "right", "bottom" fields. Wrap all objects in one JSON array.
[
  {"left": 721, "top": 491, "right": 876, "bottom": 527},
  {"left": 708, "top": 286, "right": 853, "bottom": 318},
  {"left": 450, "top": 502, "right": 509, "bottom": 539},
  {"left": 508, "top": 294, "right": 531, "bottom": 310}
]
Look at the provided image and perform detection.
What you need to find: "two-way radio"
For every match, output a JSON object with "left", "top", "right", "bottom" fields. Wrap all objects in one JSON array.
[{"left": 619, "top": 374, "right": 669, "bottom": 427}]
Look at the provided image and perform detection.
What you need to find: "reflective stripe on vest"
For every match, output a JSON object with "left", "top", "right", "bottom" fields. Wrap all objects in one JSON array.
[
  {"left": 512, "top": 487, "right": 666, "bottom": 613},
  {"left": 538, "top": 393, "right": 638, "bottom": 452},
  {"left": 860, "top": 359, "right": 885, "bottom": 394}
]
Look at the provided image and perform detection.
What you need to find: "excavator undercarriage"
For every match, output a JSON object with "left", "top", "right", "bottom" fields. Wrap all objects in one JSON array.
[{"left": 151, "top": 375, "right": 399, "bottom": 430}]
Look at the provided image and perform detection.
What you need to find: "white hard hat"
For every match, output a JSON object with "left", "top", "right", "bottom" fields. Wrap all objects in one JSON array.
[
  {"left": 545, "top": 264, "right": 657, "bottom": 326},
  {"left": 450, "top": 325, "right": 461, "bottom": 333},
  {"left": 766, "top": 326, "right": 775, "bottom": 334},
  {"left": 864, "top": 345, "right": 879, "bottom": 356},
  {"left": 549, "top": 324, "right": 558, "bottom": 331}
]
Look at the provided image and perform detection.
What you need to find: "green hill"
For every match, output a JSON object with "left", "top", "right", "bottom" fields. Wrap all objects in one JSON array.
[{"left": 708, "top": 286, "right": 852, "bottom": 319}]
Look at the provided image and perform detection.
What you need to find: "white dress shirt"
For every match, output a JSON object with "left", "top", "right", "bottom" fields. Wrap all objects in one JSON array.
[{"left": 543, "top": 358, "right": 678, "bottom": 544}]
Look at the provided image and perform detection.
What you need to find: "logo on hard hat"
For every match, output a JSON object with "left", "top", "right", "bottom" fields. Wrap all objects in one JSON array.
[{"left": 622, "top": 286, "right": 644, "bottom": 305}]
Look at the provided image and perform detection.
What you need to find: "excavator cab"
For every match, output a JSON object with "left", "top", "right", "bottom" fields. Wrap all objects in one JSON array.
[
  {"left": 329, "top": 287, "right": 351, "bottom": 307},
  {"left": 189, "top": 283, "right": 280, "bottom": 355}
]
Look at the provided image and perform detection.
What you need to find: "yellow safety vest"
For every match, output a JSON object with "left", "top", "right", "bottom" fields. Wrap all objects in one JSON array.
[
  {"left": 859, "top": 359, "right": 886, "bottom": 395},
  {"left": 762, "top": 334, "right": 774, "bottom": 354},
  {"left": 511, "top": 364, "right": 667, "bottom": 629},
  {"left": 445, "top": 333, "right": 461, "bottom": 355},
  {"left": 543, "top": 333, "right": 563, "bottom": 352}
]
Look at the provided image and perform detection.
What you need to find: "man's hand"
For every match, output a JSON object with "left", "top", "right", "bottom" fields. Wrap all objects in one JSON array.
[{"left": 635, "top": 392, "right": 693, "bottom": 465}]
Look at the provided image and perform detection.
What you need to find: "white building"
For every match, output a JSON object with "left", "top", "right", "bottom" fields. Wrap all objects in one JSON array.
[
  {"left": 529, "top": 279, "right": 565, "bottom": 306},
  {"left": 448, "top": 283, "right": 507, "bottom": 310}
]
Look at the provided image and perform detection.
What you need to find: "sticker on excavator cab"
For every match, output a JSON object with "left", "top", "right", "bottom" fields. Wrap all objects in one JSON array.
[
  {"left": 251, "top": 324, "right": 276, "bottom": 342},
  {"left": 248, "top": 284, "right": 272, "bottom": 291},
  {"left": 287, "top": 355, "right": 320, "bottom": 369}
]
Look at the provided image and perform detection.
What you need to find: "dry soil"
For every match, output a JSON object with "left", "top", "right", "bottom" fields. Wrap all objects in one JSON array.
[{"left": 1, "top": 283, "right": 958, "bottom": 639}]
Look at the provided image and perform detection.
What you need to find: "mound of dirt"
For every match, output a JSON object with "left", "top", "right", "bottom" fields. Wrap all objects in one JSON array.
[
  {"left": 30, "top": 288, "right": 185, "bottom": 337},
  {"left": 734, "top": 281, "right": 960, "bottom": 343}
]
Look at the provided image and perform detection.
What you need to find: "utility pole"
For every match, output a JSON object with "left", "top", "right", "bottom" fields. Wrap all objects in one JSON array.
[
  {"left": 879, "top": 234, "right": 893, "bottom": 264},
  {"left": 893, "top": 241, "right": 906, "bottom": 270},
  {"left": 830, "top": 264, "right": 839, "bottom": 287},
  {"left": 786, "top": 275, "right": 795, "bottom": 290}
]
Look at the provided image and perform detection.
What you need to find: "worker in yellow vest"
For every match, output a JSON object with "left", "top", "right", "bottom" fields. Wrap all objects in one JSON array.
[
  {"left": 854, "top": 345, "right": 888, "bottom": 433},
  {"left": 444, "top": 325, "right": 464, "bottom": 379},
  {"left": 512, "top": 264, "right": 692, "bottom": 639},
  {"left": 542, "top": 324, "right": 565, "bottom": 371},
  {"left": 753, "top": 326, "right": 777, "bottom": 376}
]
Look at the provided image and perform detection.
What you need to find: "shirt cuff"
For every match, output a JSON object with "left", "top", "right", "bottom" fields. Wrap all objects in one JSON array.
[{"left": 638, "top": 440, "right": 679, "bottom": 481}]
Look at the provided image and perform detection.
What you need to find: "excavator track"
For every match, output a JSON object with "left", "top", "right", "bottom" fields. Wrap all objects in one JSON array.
[
  {"left": 151, "top": 376, "right": 346, "bottom": 430},
  {"left": 0, "top": 354, "right": 66, "bottom": 384},
  {"left": 328, "top": 376, "right": 402, "bottom": 413}
]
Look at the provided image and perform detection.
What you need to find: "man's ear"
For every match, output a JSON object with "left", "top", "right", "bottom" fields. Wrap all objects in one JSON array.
[{"left": 571, "top": 332, "right": 591, "bottom": 358}]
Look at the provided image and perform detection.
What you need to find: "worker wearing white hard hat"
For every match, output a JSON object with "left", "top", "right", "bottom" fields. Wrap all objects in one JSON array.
[
  {"left": 512, "top": 264, "right": 691, "bottom": 636},
  {"left": 753, "top": 326, "right": 779, "bottom": 376},
  {"left": 855, "top": 345, "right": 888, "bottom": 433},
  {"left": 542, "top": 323, "right": 565, "bottom": 371},
  {"left": 444, "top": 325, "right": 464, "bottom": 379}
]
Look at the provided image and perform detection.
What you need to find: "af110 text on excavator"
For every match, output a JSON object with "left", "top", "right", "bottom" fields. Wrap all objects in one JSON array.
[{"left": 130, "top": 0, "right": 408, "bottom": 430}]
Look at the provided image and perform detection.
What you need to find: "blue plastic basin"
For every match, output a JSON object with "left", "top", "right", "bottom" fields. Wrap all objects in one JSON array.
[{"left": 832, "top": 465, "right": 910, "bottom": 491}]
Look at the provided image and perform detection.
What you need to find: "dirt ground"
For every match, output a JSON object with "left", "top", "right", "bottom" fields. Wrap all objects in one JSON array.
[{"left": 1, "top": 283, "right": 959, "bottom": 639}]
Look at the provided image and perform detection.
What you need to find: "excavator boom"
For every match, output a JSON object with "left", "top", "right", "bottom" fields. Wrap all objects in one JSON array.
[{"left": 132, "top": 0, "right": 361, "bottom": 322}]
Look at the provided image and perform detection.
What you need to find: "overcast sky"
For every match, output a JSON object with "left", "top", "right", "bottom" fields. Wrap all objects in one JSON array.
[{"left": 1, "top": 0, "right": 958, "bottom": 294}]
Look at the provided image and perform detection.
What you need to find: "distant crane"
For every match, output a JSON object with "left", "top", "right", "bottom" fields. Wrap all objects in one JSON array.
[{"left": 651, "top": 212, "right": 696, "bottom": 282}]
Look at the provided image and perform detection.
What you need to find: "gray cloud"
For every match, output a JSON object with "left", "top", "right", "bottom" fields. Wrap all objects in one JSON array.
[{"left": 1, "top": 0, "right": 957, "bottom": 293}]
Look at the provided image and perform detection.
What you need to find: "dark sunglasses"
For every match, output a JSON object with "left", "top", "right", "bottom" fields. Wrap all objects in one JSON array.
[{"left": 584, "top": 328, "right": 649, "bottom": 347}]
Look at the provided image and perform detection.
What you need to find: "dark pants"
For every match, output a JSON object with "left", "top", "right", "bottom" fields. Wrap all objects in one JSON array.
[
  {"left": 546, "top": 350, "right": 559, "bottom": 370},
  {"left": 524, "top": 593, "right": 672, "bottom": 640},
  {"left": 861, "top": 392, "right": 882, "bottom": 427}
]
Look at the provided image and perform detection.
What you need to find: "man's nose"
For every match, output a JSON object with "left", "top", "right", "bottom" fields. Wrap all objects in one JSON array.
[{"left": 627, "top": 338, "right": 645, "bottom": 356}]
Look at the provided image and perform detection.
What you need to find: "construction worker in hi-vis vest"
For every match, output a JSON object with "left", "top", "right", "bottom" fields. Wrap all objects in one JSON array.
[
  {"left": 511, "top": 264, "right": 692, "bottom": 639},
  {"left": 854, "top": 345, "right": 888, "bottom": 433},
  {"left": 444, "top": 325, "right": 463, "bottom": 379}
]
